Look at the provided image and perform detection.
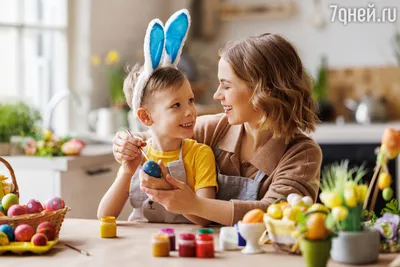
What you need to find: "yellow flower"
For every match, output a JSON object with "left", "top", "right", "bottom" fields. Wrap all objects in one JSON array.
[
  {"left": 332, "top": 206, "right": 348, "bottom": 221},
  {"left": 323, "top": 191, "right": 342, "bottom": 209},
  {"left": 91, "top": 56, "right": 101, "bottom": 66},
  {"left": 344, "top": 187, "right": 357, "bottom": 207},
  {"left": 356, "top": 184, "right": 368, "bottom": 203},
  {"left": 105, "top": 50, "right": 120, "bottom": 65}
]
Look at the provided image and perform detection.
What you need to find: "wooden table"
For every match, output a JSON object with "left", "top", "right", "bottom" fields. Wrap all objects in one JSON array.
[{"left": 1, "top": 219, "right": 397, "bottom": 267}]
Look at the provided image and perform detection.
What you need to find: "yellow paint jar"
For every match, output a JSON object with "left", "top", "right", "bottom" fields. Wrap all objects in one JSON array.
[
  {"left": 152, "top": 233, "right": 170, "bottom": 257},
  {"left": 100, "top": 216, "right": 117, "bottom": 238}
]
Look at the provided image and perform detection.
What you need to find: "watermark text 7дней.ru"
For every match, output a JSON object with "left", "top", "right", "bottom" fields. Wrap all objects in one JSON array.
[{"left": 330, "top": 4, "right": 397, "bottom": 25}]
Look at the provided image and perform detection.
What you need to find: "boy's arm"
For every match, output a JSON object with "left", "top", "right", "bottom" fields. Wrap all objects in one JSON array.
[
  {"left": 97, "top": 166, "right": 134, "bottom": 219},
  {"left": 184, "top": 187, "right": 216, "bottom": 226}
]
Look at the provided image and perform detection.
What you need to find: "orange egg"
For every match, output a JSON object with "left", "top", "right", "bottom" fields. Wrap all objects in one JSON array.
[
  {"left": 242, "top": 209, "right": 264, "bottom": 223},
  {"left": 306, "top": 213, "right": 327, "bottom": 240},
  {"left": 381, "top": 128, "right": 400, "bottom": 154}
]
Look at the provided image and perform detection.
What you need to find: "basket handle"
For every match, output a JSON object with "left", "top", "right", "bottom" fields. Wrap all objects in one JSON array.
[{"left": 0, "top": 157, "right": 19, "bottom": 198}]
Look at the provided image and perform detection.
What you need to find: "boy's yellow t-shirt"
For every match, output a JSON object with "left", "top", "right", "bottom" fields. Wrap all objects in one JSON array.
[{"left": 146, "top": 139, "right": 218, "bottom": 192}]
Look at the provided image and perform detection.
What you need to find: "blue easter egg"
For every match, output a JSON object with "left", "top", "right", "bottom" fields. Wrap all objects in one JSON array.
[
  {"left": 0, "top": 224, "right": 15, "bottom": 241},
  {"left": 142, "top": 160, "right": 162, "bottom": 178}
]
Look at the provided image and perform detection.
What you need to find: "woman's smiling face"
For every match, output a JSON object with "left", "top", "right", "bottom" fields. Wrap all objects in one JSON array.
[{"left": 214, "top": 57, "right": 262, "bottom": 126}]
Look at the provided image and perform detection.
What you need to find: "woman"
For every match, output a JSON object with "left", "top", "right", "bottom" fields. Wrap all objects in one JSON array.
[{"left": 112, "top": 33, "right": 322, "bottom": 226}]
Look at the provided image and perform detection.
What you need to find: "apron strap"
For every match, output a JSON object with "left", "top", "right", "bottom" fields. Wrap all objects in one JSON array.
[
  {"left": 178, "top": 139, "right": 185, "bottom": 160},
  {"left": 254, "top": 170, "right": 267, "bottom": 183}
]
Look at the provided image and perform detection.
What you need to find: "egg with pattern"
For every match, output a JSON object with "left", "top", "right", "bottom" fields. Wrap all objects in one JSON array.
[
  {"left": 0, "top": 224, "right": 14, "bottom": 241},
  {"left": 43, "top": 197, "right": 65, "bottom": 212},
  {"left": 0, "top": 232, "right": 9, "bottom": 245},
  {"left": 142, "top": 160, "right": 162, "bottom": 178}
]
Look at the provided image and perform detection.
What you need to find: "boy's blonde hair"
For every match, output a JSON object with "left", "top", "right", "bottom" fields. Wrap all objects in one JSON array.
[
  {"left": 124, "top": 65, "right": 186, "bottom": 109},
  {"left": 219, "top": 33, "right": 319, "bottom": 142}
]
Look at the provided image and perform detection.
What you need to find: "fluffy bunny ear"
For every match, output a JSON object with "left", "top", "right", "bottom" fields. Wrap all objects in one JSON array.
[
  {"left": 163, "top": 9, "right": 191, "bottom": 66},
  {"left": 132, "top": 19, "right": 165, "bottom": 112}
]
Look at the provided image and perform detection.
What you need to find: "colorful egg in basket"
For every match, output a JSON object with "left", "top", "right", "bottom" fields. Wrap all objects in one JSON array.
[
  {"left": 44, "top": 197, "right": 65, "bottom": 212},
  {"left": 263, "top": 213, "right": 300, "bottom": 254},
  {"left": 0, "top": 157, "right": 70, "bottom": 254}
]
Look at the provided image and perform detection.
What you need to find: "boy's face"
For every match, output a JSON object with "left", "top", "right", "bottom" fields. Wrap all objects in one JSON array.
[{"left": 147, "top": 79, "right": 197, "bottom": 139}]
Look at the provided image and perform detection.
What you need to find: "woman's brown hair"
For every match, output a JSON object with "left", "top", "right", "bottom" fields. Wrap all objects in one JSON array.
[
  {"left": 123, "top": 64, "right": 186, "bottom": 109},
  {"left": 219, "top": 33, "right": 319, "bottom": 142}
]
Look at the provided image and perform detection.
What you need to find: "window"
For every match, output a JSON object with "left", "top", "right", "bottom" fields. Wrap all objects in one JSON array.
[{"left": 0, "top": 0, "right": 68, "bottom": 131}]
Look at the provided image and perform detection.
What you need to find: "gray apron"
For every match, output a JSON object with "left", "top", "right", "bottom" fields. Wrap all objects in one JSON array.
[
  {"left": 213, "top": 146, "right": 266, "bottom": 201},
  {"left": 128, "top": 141, "right": 192, "bottom": 224}
]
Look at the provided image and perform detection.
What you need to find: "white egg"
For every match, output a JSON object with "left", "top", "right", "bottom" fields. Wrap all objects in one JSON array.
[
  {"left": 287, "top": 193, "right": 302, "bottom": 205},
  {"left": 302, "top": 196, "right": 313, "bottom": 207},
  {"left": 291, "top": 196, "right": 304, "bottom": 207}
]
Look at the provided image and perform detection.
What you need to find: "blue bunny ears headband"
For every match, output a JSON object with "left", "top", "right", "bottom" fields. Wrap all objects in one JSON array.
[{"left": 132, "top": 9, "right": 191, "bottom": 114}]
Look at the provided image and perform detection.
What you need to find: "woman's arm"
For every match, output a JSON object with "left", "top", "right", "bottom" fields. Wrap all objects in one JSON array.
[
  {"left": 142, "top": 173, "right": 234, "bottom": 226},
  {"left": 184, "top": 187, "right": 216, "bottom": 226},
  {"left": 229, "top": 140, "right": 322, "bottom": 223}
]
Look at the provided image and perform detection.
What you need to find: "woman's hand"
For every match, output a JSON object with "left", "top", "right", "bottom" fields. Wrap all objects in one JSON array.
[
  {"left": 139, "top": 161, "right": 174, "bottom": 190},
  {"left": 112, "top": 132, "right": 146, "bottom": 174},
  {"left": 141, "top": 173, "right": 197, "bottom": 214}
]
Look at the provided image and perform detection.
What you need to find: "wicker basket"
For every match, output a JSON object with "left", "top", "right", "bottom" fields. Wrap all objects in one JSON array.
[
  {"left": 264, "top": 214, "right": 301, "bottom": 255},
  {"left": 0, "top": 157, "right": 70, "bottom": 239}
]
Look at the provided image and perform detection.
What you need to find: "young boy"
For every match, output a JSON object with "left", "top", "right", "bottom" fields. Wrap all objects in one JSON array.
[{"left": 97, "top": 65, "right": 218, "bottom": 225}]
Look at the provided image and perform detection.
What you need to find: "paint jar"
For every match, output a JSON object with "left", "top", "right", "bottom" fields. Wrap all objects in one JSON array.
[
  {"left": 219, "top": 226, "right": 238, "bottom": 251},
  {"left": 196, "top": 233, "right": 214, "bottom": 258},
  {"left": 152, "top": 233, "right": 170, "bottom": 257},
  {"left": 178, "top": 233, "right": 196, "bottom": 257},
  {"left": 197, "top": 228, "right": 214, "bottom": 235},
  {"left": 160, "top": 228, "right": 176, "bottom": 251},
  {"left": 100, "top": 216, "right": 117, "bottom": 238}
]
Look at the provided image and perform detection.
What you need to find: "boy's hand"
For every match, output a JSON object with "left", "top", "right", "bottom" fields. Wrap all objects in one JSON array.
[
  {"left": 139, "top": 161, "right": 174, "bottom": 190},
  {"left": 113, "top": 132, "right": 146, "bottom": 174}
]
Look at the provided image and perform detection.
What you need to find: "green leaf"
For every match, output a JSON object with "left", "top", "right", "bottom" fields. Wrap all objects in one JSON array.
[{"left": 381, "top": 199, "right": 400, "bottom": 215}]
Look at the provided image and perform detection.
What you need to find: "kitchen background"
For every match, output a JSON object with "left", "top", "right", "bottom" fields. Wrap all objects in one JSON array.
[{"left": 0, "top": 0, "right": 399, "bottom": 219}]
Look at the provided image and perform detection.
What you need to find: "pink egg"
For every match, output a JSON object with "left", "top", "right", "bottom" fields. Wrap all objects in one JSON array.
[{"left": 44, "top": 197, "right": 65, "bottom": 211}]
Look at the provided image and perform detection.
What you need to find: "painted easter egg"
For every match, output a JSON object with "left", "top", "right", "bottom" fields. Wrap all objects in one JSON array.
[
  {"left": 0, "top": 224, "right": 14, "bottom": 241},
  {"left": 44, "top": 197, "right": 65, "bottom": 212},
  {"left": 0, "top": 232, "right": 9, "bottom": 245},
  {"left": 15, "top": 224, "right": 35, "bottom": 242},
  {"left": 142, "top": 160, "right": 162, "bottom": 178}
]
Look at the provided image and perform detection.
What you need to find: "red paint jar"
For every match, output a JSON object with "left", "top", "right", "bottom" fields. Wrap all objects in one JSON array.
[
  {"left": 196, "top": 234, "right": 214, "bottom": 258},
  {"left": 178, "top": 233, "right": 196, "bottom": 257},
  {"left": 160, "top": 228, "right": 176, "bottom": 251}
]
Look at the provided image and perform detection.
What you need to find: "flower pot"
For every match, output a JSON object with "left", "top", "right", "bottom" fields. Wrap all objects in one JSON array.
[
  {"left": 0, "top": 143, "right": 11, "bottom": 156},
  {"left": 300, "top": 238, "right": 331, "bottom": 267},
  {"left": 330, "top": 228, "right": 380, "bottom": 264}
]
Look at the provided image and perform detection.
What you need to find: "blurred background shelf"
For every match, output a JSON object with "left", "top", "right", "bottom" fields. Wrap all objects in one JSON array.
[{"left": 219, "top": 1, "right": 297, "bottom": 21}]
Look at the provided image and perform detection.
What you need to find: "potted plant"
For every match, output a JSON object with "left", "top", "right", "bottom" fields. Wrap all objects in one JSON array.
[
  {"left": 295, "top": 207, "right": 333, "bottom": 267},
  {"left": 0, "top": 102, "right": 41, "bottom": 155},
  {"left": 320, "top": 160, "right": 380, "bottom": 264},
  {"left": 312, "top": 56, "right": 335, "bottom": 122},
  {"left": 91, "top": 50, "right": 129, "bottom": 130}
]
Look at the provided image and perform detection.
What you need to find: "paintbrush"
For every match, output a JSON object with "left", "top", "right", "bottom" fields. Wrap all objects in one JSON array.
[
  {"left": 65, "top": 243, "right": 91, "bottom": 256},
  {"left": 126, "top": 129, "right": 149, "bottom": 161}
]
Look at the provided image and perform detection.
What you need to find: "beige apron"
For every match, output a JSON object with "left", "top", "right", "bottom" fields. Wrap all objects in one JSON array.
[
  {"left": 128, "top": 141, "right": 192, "bottom": 223},
  {"left": 213, "top": 146, "right": 266, "bottom": 201}
]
